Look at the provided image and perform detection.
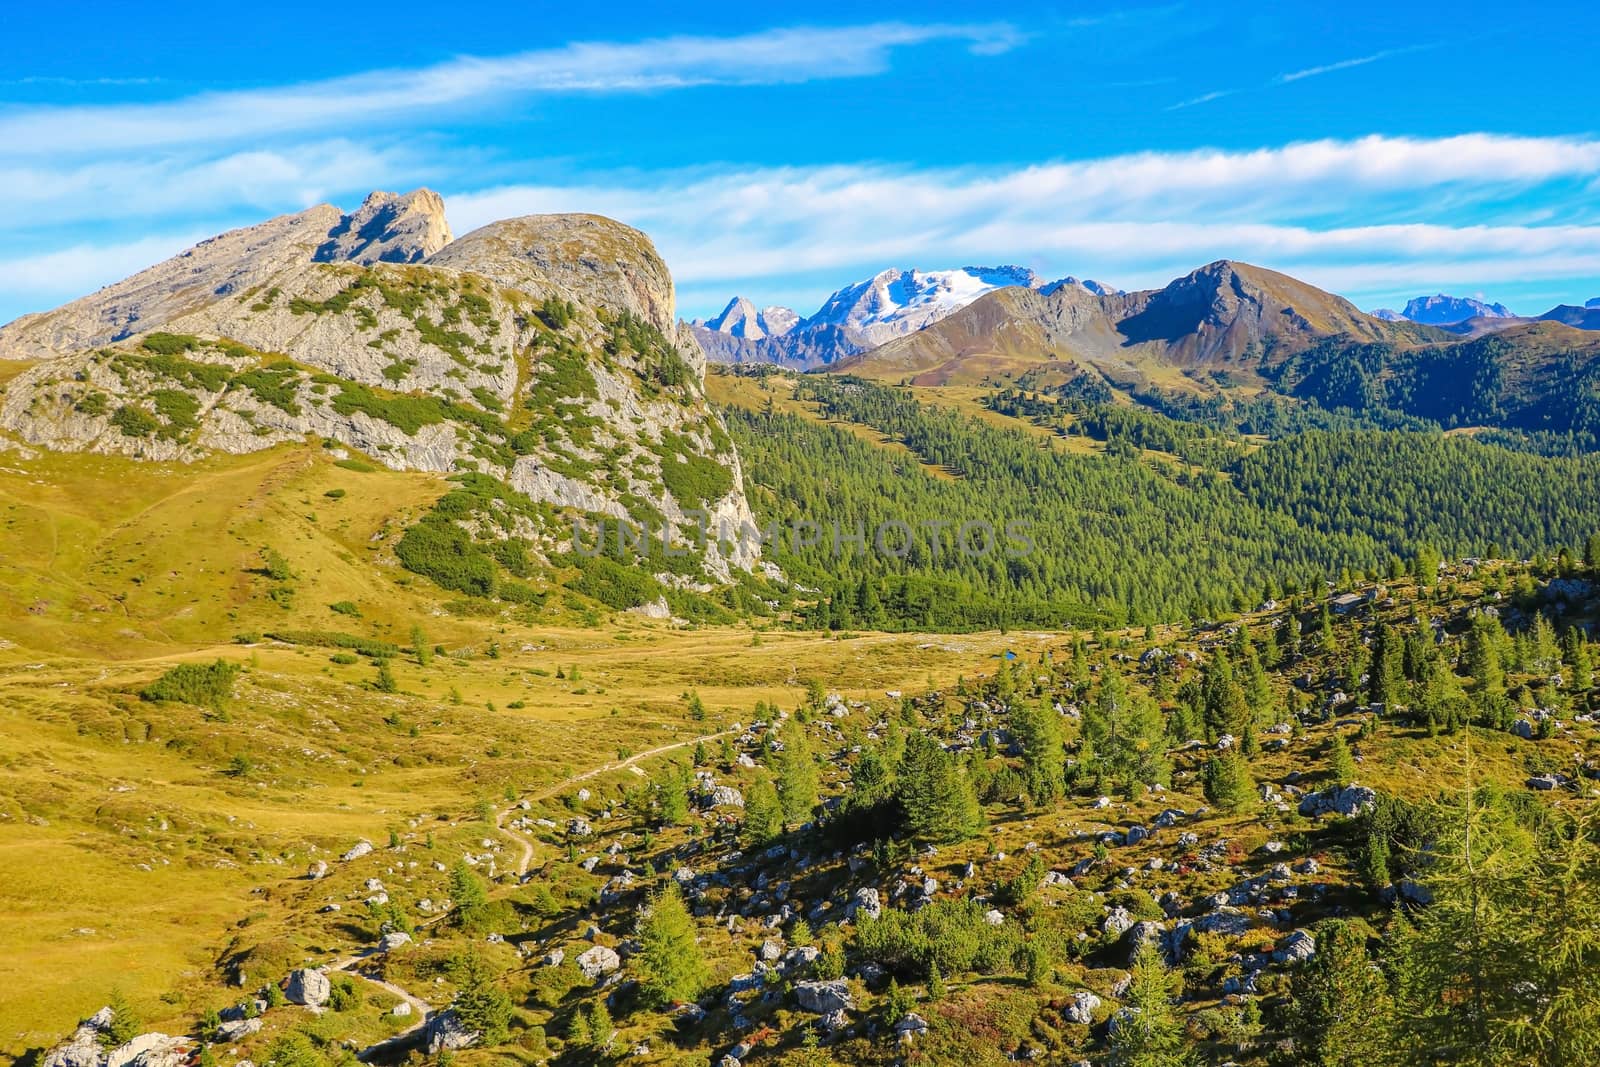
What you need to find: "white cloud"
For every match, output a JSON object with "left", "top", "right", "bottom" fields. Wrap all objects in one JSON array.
[
  {"left": 10, "top": 133, "right": 1600, "bottom": 323},
  {"left": 444, "top": 136, "right": 1600, "bottom": 314},
  {"left": 0, "top": 140, "right": 427, "bottom": 227},
  {"left": 0, "top": 23, "right": 1019, "bottom": 158},
  {"left": 1276, "top": 46, "right": 1430, "bottom": 84},
  {"left": 0, "top": 233, "right": 205, "bottom": 299}
]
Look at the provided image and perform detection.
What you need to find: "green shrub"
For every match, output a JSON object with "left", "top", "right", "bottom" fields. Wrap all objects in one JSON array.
[
  {"left": 140, "top": 660, "right": 240, "bottom": 709},
  {"left": 110, "top": 405, "right": 160, "bottom": 438}
]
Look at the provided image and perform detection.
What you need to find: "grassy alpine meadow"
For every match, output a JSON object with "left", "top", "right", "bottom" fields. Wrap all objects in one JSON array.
[{"left": 0, "top": 440, "right": 1031, "bottom": 1055}]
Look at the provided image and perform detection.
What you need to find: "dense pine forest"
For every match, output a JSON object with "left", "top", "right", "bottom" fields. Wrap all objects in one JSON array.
[{"left": 722, "top": 372, "right": 1600, "bottom": 631}]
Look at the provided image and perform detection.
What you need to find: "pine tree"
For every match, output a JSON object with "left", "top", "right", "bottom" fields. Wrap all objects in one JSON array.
[
  {"left": 775, "top": 718, "right": 820, "bottom": 825},
  {"left": 411, "top": 624, "right": 431, "bottom": 667},
  {"left": 1012, "top": 700, "right": 1065, "bottom": 804},
  {"left": 654, "top": 765, "right": 690, "bottom": 826},
  {"left": 1563, "top": 626, "right": 1592, "bottom": 691},
  {"left": 449, "top": 948, "right": 511, "bottom": 1044},
  {"left": 1108, "top": 944, "right": 1194, "bottom": 1067},
  {"left": 742, "top": 776, "right": 783, "bottom": 847},
  {"left": 1203, "top": 753, "right": 1256, "bottom": 813},
  {"left": 1466, "top": 614, "right": 1505, "bottom": 694},
  {"left": 635, "top": 882, "right": 710, "bottom": 1007},
  {"left": 897, "top": 731, "right": 983, "bottom": 844},
  {"left": 1369, "top": 624, "right": 1404, "bottom": 705},
  {"left": 1285, "top": 919, "right": 1396, "bottom": 1066},
  {"left": 101, "top": 989, "right": 142, "bottom": 1048},
  {"left": 449, "top": 861, "right": 490, "bottom": 933},
  {"left": 1328, "top": 733, "right": 1357, "bottom": 788},
  {"left": 927, "top": 961, "right": 946, "bottom": 1000}
]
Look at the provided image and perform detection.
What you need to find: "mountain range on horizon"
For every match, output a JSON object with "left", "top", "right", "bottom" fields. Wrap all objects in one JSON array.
[
  {"left": 688, "top": 269, "right": 1599, "bottom": 371},
  {"left": 688, "top": 266, "right": 1121, "bottom": 370}
]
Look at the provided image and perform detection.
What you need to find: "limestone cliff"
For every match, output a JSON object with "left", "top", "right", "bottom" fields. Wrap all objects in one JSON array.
[{"left": 0, "top": 191, "right": 760, "bottom": 590}]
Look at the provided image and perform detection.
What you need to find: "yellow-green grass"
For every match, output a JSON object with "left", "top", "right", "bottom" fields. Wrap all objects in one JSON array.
[{"left": 0, "top": 438, "right": 1042, "bottom": 1053}]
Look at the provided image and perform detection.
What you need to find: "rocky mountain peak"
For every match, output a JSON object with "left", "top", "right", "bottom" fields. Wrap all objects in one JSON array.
[
  {"left": 699, "top": 297, "right": 799, "bottom": 340},
  {"left": 425, "top": 213, "right": 677, "bottom": 338},
  {"left": 314, "top": 188, "right": 452, "bottom": 266},
  {"left": 1399, "top": 293, "right": 1514, "bottom": 325}
]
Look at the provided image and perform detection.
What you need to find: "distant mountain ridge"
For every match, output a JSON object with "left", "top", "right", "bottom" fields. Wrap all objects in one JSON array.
[
  {"left": 689, "top": 265, "right": 1119, "bottom": 370},
  {"left": 1371, "top": 294, "right": 1516, "bottom": 325}
]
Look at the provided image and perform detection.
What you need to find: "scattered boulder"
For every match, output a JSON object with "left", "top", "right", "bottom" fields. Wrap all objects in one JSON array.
[
  {"left": 284, "top": 968, "right": 330, "bottom": 1008},
  {"left": 424, "top": 1009, "right": 479, "bottom": 1055},
  {"left": 576, "top": 945, "right": 621, "bottom": 980},
  {"left": 1297, "top": 784, "right": 1377, "bottom": 818},
  {"left": 213, "top": 1018, "right": 261, "bottom": 1043},
  {"left": 794, "top": 979, "right": 853, "bottom": 1014},
  {"left": 1273, "top": 929, "right": 1317, "bottom": 965},
  {"left": 1063, "top": 990, "right": 1101, "bottom": 1025},
  {"left": 1526, "top": 774, "right": 1561, "bottom": 791},
  {"left": 340, "top": 840, "right": 373, "bottom": 862},
  {"left": 377, "top": 931, "right": 412, "bottom": 953},
  {"left": 1103, "top": 906, "right": 1135, "bottom": 937},
  {"left": 847, "top": 887, "right": 882, "bottom": 922},
  {"left": 708, "top": 786, "right": 745, "bottom": 809},
  {"left": 894, "top": 1012, "right": 930, "bottom": 1044},
  {"left": 305, "top": 860, "right": 328, "bottom": 881}
]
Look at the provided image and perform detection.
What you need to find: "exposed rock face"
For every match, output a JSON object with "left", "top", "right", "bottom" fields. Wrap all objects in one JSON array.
[
  {"left": 105, "top": 1034, "right": 188, "bottom": 1067},
  {"left": 42, "top": 1008, "right": 113, "bottom": 1067},
  {"left": 427, "top": 213, "right": 680, "bottom": 344},
  {"left": 0, "top": 191, "right": 760, "bottom": 587},
  {"left": 316, "top": 189, "right": 452, "bottom": 266},
  {"left": 0, "top": 191, "right": 447, "bottom": 360}
]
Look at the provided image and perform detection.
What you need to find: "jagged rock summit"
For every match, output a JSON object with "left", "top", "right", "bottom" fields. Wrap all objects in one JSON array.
[
  {"left": 316, "top": 188, "right": 452, "bottom": 266},
  {"left": 0, "top": 189, "right": 452, "bottom": 360},
  {"left": 699, "top": 297, "right": 800, "bottom": 340}
]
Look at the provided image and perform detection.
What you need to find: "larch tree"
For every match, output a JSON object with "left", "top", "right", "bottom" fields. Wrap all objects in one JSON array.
[{"left": 634, "top": 882, "right": 711, "bottom": 1008}]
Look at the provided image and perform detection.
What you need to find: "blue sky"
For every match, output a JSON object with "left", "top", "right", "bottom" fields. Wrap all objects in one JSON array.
[{"left": 1, "top": 0, "right": 1597, "bottom": 324}]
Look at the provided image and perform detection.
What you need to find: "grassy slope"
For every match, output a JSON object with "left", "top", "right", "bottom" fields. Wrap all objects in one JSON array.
[{"left": 0, "top": 440, "right": 1024, "bottom": 1054}]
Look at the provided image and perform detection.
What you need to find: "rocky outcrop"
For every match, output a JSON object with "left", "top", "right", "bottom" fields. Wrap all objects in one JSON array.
[
  {"left": 426, "top": 213, "right": 681, "bottom": 345},
  {"left": 424, "top": 1009, "right": 479, "bottom": 1055},
  {"left": 1297, "top": 784, "right": 1378, "bottom": 818},
  {"left": 315, "top": 189, "right": 452, "bottom": 266},
  {"left": 0, "top": 191, "right": 448, "bottom": 361},
  {"left": 0, "top": 191, "right": 761, "bottom": 587}
]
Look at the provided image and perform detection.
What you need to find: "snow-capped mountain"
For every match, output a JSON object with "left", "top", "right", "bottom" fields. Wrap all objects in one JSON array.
[
  {"left": 699, "top": 297, "right": 800, "bottom": 340},
  {"left": 689, "top": 266, "right": 1118, "bottom": 369},
  {"left": 1370, "top": 294, "right": 1515, "bottom": 324}
]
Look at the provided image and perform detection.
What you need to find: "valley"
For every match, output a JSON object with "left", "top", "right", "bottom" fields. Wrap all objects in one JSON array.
[{"left": 4, "top": 191, "right": 1600, "bottom": 1067}]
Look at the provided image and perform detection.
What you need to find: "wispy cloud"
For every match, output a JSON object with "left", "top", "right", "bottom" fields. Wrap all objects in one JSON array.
[
  {"left": 0, "top": 23, "right": 1020, "bottom": 158},
  {"left": 1166, "top": 89, "right": 1239, "bottom": 111},
  {"left": 1277, "top": 45, "right": 1434, "bottom": 84},
  {"left": 445, "top": 134, "right": 1600, "bottom": 314},
  {"left": 9, "top": 133, "right": 1600, "bottom": 322},
  {"left": 1171, "top": 42, "right": 1440, "bottom": 110}
]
